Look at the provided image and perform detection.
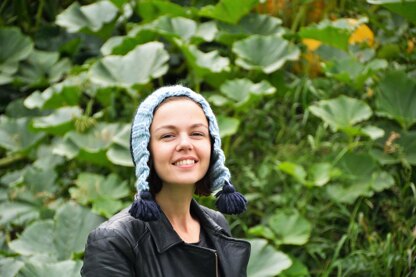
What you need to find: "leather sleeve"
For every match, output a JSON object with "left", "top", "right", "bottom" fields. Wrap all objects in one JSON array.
[{"left": 81, "top": 227, "right": 136, "bottom": 277}]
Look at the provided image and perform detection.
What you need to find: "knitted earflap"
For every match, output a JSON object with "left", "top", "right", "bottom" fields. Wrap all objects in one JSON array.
[
  {"left": 215, "top": 182, "right": 248, "bottom": 214},
  {"left": 129, "top": 85, "right": 247, "bottom": 221}
]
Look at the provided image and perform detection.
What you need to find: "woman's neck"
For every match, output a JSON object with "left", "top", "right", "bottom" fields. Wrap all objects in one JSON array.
[{"left": 155, "top": 184, "right": 200, "bottom": 242}]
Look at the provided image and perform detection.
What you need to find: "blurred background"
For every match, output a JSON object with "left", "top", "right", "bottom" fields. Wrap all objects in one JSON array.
[{"left": 0, "top": 0, "right": 415, "bottom": 276}]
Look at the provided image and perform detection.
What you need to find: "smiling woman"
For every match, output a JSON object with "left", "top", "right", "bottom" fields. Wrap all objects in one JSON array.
[{"left": 81, "top": 85, "right": 250, "bottom": 277}]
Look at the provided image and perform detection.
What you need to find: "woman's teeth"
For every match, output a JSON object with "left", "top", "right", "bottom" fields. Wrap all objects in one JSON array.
[{"left": 175, "top": 159, "right": 196, "bottom": 166}]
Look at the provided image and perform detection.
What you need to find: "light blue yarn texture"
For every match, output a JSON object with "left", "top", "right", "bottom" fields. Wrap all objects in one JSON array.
[{"left": 130, "top": 85, "right": 231, "bottom": 195}]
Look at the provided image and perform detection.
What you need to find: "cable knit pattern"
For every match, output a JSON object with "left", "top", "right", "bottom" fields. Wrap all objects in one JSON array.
[{"left": 130, "top": 85, "right": 231, "bottom": 194}]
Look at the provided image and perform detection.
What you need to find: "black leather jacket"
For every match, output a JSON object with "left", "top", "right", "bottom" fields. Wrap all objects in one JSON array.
[{"left": 81, "top": 200, "right": 251, "bottom": 277}]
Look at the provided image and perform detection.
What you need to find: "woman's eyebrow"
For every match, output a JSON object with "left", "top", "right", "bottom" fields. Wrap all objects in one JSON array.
[{"left": 154, "top": 123, "right": 208, "bottom": 133}]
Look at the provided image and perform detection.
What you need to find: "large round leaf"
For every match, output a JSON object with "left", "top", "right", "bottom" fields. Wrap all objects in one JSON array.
[
  {"left": 8, "top": 202, "right": 104, "bottom": 260},
  {"left": 151, "top": 16, "right": 197, "bottom": 41},
  {"left": 31, "top": 107, "right": 82, "bottom": 135},
  {"left": 90, "top": 42, "right": 169, "bottom": 87},
  {"left": 299, "top": 18, "right": 363, "bottom": 51},
  {"left": 54, "top": 202, "right": 104, "bottom": 259},
  {"left": 16, "top": 50, "right": 71, "bottom": 87},
  {"left": 17, "top": 260, "right": 82, "bottom": 277},
  {"left": 219, "top": 78, "right": 276, "bottom": 107},
  {"left": 323, "top": 57, "right": 387, "bottom": 89},
  {"left": 199, "top": 0, "right": 259, "bottom": 24},
  {"left": 217, "top": 116, "right": 240, "bottom": 138},
  {"left": 217, "top": 14, "right": 284, "bottom": 44},
  {"left": 247, "top": 239, "right": 292, "bottom": 277},
  {"left": 177, "top": 41, "right": 230, "bottom": 77},
  {"left": 268, "top": 210, "right": 312, "bottom": 245},
  {"left": 367, "top": 0, "right": 416, "bottom": 25},
  {"left": 309, "top": 95, "right": 373, "bottom": 133},
  {"left": 0, "top": 201, "right": 40, "bottom": 226},
  {"left": 0, "top": 27, "right": 33, "bottom": 84},
  {"left": 56, "top": 1, "right": 118, "bottom": 33},
  {"left": 135, "top": 0, "right": 189, "bottom": 22},
  {"left": 233, "top": 35, "right": 300, "bottom": 73},
  {"left": 0, "top": 258, "right": 24, "bottom": 277},
  {"left": 107, "top": 144, "right": 133, "bottom": 167},
  {"left": 0, "top": 27, "right": 33, "bottom": 64},
  {"left": 326, "top": 152, "right": 395, "bottom": 203},
  {"left": 375, "top": 70, "right": 416, "bottom": 130},
  {"left": 70, "top": 173, "right": 129, "bottom": 217},
  {"left": 0, "top": 116, "right": 45, "bottom": 152},
  {"left": 9, "top": 220, "right": 57, "bottom": 257}
]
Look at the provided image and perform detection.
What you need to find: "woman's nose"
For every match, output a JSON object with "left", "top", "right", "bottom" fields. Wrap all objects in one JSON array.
[{"left": 176, "top": 134, "right": 193, "bottom": 151}]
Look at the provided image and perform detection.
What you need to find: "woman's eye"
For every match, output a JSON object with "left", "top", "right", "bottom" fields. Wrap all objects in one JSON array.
[
  {"left": 161, "top": 134, "right": 174, "bottom": 139},
  {"left": 192, "top": 132, "right": 205, "bottom": 137}
]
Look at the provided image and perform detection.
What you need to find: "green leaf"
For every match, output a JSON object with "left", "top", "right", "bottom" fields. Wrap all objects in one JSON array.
[
  {"left": 367, "top": 0, "right": 416, "bottom": 25},
  {"left": 9, "top": 220, "right": 57, "bottom": 257},
  {"left": 309, "top": 95, "right": 372, "bottom": 133},
  {"left": 67, "top": 122, "right": 123, "bottom": 152},
  {"left": 397, "top": 131, "right": 416, "bottom": 165},
  {"left": 375, "top": 70, "right": 416, "bottom": 130},
  {"left": 0, "top": 258, "right": 24, "bottom": 277},
  {"left": 232, "top": 35, "right": 300, "bottom": 73},
  {"left": 24, "top": 74, "right": 85, "bottom": 109},
  {"left": 280, "top": 257, "right": 310, "bottom": 277},
  {"left": 310, "top": 163, "right": 332, "bottom": 187},
  {"left": 56, "top": 1, "right": 118, "bottom": 33},
  {"left": 219, "top": 78, "right": 276, "bottom": 107},
  {"left": 199, "top": 0, "right": 259, "bottom": 24},
  {"left": 0, "top": 201, "right": 40, "bottom": 226},
  {"left": 323, "top": 57, "right": 388, "bottom": 89},
  {"left": 54, "top": 202, "right": 104, "bottom": 259},
  {"left": 268, "top": 210, "right": 312, "bottom": 245},
  {"left": 151, "top": 16, "right": 197, "bottom": 41},
  {"left": 326, "top": 152, "right": 395, "bottom": 203},
  {"left": 136, "top": 0, "right": 190, "bottom": 22},
  {"left": 0, "top": 27, "right": 33, "bottom": 63},
  {"left": 277, "top": 162, "right": 307, "bottom": 184},
  {"left": 17, "top": 260, "right": 82, "bottom": 277},
  {"left": 16, "top": 50, "right": 71, "bottom": 87},
  {"left": 0, "top": 27, "right": 33, "bottom": 85},
  {"left": 299, "top": 18, "right": 363, "bottom": 51},
  {"left": 32, "top": 107, "right": 82, "bottom": 135},
  {"left": 24, "top": 167, "right": 58, "bottom": 195},
  {"left": 247, "top": 239, "right": 292, "bottom": 277},
  {"left": 0, "top": 116, "right": 45, "bottom": 152},
  {"left": 107, "top": 144, "right": 134, "bottom": 167},
  {"left": 90, "top": 42, "right": 169, "bottom": 87},
  {"left": 217, "top": 14, "right": 284, "bottom": 44},
  {"left": 217, "top": 116, "right": 240, "bottom": 138},
  {"left": 70, "top": 173, "right": 129, "bottom": 204},
  {"left": 8, "top": 202, "right": 104, "bottom": 260},
  {"left": 177, "top": 41, "right": 230, "bottom": 77},
  {"left": 92, "top": 196, "right": 124, "bottom": 218}
]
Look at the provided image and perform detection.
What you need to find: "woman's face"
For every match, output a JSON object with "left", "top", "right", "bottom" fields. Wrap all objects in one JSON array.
[{"left": 150, "top": 98, "right": 211, "bottom": 188}]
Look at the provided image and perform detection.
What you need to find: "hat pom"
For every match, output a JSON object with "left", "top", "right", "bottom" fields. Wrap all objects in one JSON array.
[
  {"left": 129, "top": 191, "right": 160, "bottom": 221},
  {"left": 215, "top": 182, "right": 247, "bottom": 215}
]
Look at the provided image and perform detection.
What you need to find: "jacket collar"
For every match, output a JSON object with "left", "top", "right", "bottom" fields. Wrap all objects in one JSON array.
[{"left": 147, "top": 199, "right": 224, "bottom": 253}]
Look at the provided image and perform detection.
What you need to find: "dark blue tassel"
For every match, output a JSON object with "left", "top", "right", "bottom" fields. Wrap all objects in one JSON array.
[
  {"left": 129, "top": 191, "right": 160, "bottom": 221},
  {"left": 215, "top": 182, "right": 247, "bottom": 215}
]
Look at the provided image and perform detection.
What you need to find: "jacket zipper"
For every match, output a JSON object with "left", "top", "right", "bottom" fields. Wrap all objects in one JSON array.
[
  {"left": 187, "top": 244, "right": 219, "bottom": 277},
  {"left": 214, "top": 251, "right": 219, "bottom": 277}
]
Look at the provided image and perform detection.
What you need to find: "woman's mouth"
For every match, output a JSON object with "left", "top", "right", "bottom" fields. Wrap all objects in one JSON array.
[{"left": 174, "top": 159, "right": 197, "bottom": 166}]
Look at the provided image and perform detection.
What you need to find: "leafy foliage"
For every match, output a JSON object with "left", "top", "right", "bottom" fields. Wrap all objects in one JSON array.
[{"left": 1, "top": 0, "right": 415, "bottom": 276}]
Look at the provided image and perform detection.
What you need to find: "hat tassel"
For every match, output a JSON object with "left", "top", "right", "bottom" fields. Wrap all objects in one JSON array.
[
  {"left": 129, "top": 191, "right": 160, "bottom": 221},
  {"left": 215, "top": 182, "right": 247, "bottom": 215}
]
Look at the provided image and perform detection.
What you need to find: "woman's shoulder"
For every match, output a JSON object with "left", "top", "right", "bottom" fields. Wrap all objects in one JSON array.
[
  {"left": 197, "top": 204, "right": 231, "bottom": 235},
  {"left": 88, "top": 207, "right": 147, "bottom": 244}
]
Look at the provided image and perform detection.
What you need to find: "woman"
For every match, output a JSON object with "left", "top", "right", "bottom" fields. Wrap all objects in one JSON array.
[{"left": 81, "top": 85, "right": 250, "bottom": 277}]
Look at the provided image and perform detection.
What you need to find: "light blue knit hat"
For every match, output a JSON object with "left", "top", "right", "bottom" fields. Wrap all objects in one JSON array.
[{"left": 129, "top": 85, "right": 247, "bottom": 221}]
